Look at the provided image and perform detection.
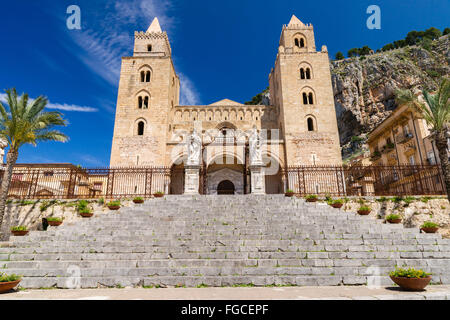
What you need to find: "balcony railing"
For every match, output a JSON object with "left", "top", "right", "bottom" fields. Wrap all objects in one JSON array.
[{"left": 396, "top": 133, "right": 414, "bottom": 144}]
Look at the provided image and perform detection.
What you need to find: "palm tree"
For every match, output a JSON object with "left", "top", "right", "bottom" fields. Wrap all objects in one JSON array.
[
  {"left": 0, "top": 89, "right": 68, "bottom": 239},
  {"left": 395, "top": 78, "right": 450, "bottom": 201}
]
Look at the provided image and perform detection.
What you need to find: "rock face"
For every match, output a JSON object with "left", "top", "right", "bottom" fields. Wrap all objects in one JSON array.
[{"left": 331, "top": 35, "right": 450, "bottom": 145}]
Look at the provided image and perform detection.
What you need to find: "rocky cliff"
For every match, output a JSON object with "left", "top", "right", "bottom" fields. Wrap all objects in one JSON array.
[{"left": 331, "top": 35, "right": 450, "bottom": 147}]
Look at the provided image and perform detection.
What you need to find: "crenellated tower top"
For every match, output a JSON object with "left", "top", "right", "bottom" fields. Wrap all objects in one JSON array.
[{"left": 133, "top": 17, "right": 172, "bottom": 57}]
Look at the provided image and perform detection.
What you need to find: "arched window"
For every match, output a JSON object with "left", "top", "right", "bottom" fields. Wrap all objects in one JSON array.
[
  {"left": 307, "top": 117, "right": 315, "bottom": 131},
  {"left": 295, "top": 38, "right": 299, "bottom": 47},
  {"left": 308, "top": 93, "right": 314, "bottom": 105},
  {"left": 137, "top": 121, "right": 145, "bottom": 136},
  {"left": 306, "top": 68, "right": 311, "bottom": 79},
  {"left": 143, "top": 96, "right": 149, "bottom": 109},
  {"left": 300, "top": 38, "right": 305, "bottom": 48},
  {"left": 147, "top": 45, "right": 152, "bottom": 52},
  {"left": 140, "top": 71, "right": 145, "bottom": 82},
  {"left": 145, "top": 71, "right": 150, "bottom": 82},
  {"left": 138, "top": 96, "right": 143, "bottom": 109},
  {"left": 138, "top": 94, "right": 149, "bottom": 109},
  {"left": 300, "top": 68, "right": 306, "bottom": 79},
  {"left": 303, "top": 93, "right": 308, "bottom": 105},
  {"left": 140, "top": 70, "right": 151, "bottom": 83}
]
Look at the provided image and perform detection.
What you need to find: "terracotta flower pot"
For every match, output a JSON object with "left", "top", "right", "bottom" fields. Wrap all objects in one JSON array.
[
  {"left": 153, "top": 193, "right": 164, "bottom": 198},
  {"left": 387, "top": 218, "right": 402, "bottom": 224},
  {"left": 108, "top": 206, "right": 121, "bottom": 210},
  {"left": 80, "top": 212, "right": 94, "bottom": 218},
  {"left": 285, "top": 192, "right": 294, "bottom": 197},
  {"left": 306, "top": 198, "right": 318, "bottom": 203},
  {"left": 47, "top": 220, "right": 62, "bottom": 227},
  {"left": 331, "top": 203, "right": 343, "bottom": 209},
  {"left": 0, "top": 280, "right": 21, "bottom": 293},
  {"left": 133, "top": 199, "right": 144, "bottom": 204},
  {"left": 421, "top": 227, "right": 439, "bottom": 234},
  {"left": 11, "top": 230, "right": 29, "bottom": 236},
  {"left": 390, "top": 276, "right": 432, "bottom": 291},
  {"left": 357, "top": 210, "right": 371, "bottom": 216}
]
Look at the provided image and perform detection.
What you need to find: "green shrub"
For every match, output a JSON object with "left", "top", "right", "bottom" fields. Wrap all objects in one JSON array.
[
  {"left": 285, "top": 189, "right": 294, "bottom": 193},
  {"left": 18, "top": 200, "right": 35, "bottom": 206},
  {"left": 324, "top": 194, "right": 332, "bottom": 202},
  {"left": 421, "top": 221, "right": 438, "bottom": 229},
  {"left": 40, "top": 200, "right": 57, "bottom": 212},
  {"left": 359, "top": 206, "right": 371, "bottom": 212},
  {"left": 107, "top": 200, "right": 121, "bottom": 207},
  {"left": 305, "top": 195, "right": 318, "bottom": 200},
  {"left": 389, "top": 267, "right": 431, "bottom": 279},
  {"left": 98, "top": 197, "right": 105, "bottom": 205},
  {"left": 11, "top": 226, "right": 28, "bottom": 232},
  {"left": 46, "top": 217, "right": 63, "bottom": 222},
  {"left": 386, "top": 214, "right": 401, "bottom": 221},
  {"left": 134, "top": 197, "right": 144, "bottom": 201},
  {"left": 155, "top": 191, "right": 164, "bottom": 195},
  {"left": 76, "top": 200, "right": 89, "bottom": 212},
  {"left": 0, "top": 273, "right": 22, "bottom": 283},
  {"left": 376, "top": 197, "right": 388, "bottom": 203},
  {"left": 392, "top": 196, "right": 403, "bottom": 203},
  {"left": 79, "top": 208, "right": 92, "bottom": 214},
  {"left": 332, "top": 199, "right": 343, "bottom": 205},
  {"left": 403, "top": 196, "right": 416, "bottom": 206}
]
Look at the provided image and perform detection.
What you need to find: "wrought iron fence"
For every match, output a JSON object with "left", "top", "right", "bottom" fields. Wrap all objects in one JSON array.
[
  {"left": 284, "top": 164, "right": 446, "bottom": 197},
  {"left": 1, "top": 167, "right": 171, "bottom": 200},
  {"left": 0, "top": 164, "right": 446, "bottom": 199}
]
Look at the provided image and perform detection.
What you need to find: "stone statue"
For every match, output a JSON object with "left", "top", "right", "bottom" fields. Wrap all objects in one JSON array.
[
  {"left": 187, "top": 129, "right": 202, "bottom": 166},
  {"left": 249, "top": 128, "right": 263, "bottom": 166}
]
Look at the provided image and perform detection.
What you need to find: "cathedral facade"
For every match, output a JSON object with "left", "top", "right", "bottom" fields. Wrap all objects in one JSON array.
[{"left": 110, "top": 15, "right": 342, "bottom": 195}]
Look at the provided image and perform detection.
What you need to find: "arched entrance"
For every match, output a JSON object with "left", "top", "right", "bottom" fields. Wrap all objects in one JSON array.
[{"left": 217, "top": 180, "right": 235, "bottom": 195}]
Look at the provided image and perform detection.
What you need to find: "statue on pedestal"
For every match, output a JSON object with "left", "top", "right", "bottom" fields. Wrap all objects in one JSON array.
[
  {"left": 249, "top": 128, "right": 263, "bottom": 166},
  {"left": 0, "top": 139, "right": 7, "bottom": 164},
  {"left": 187, "top": 129, "right": 202, "bottom": 166}
]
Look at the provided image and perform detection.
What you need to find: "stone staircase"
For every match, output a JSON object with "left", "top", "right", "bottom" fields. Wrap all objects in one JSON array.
[{"left": 1, "top": 195, "right": 449, "bottom": 289}]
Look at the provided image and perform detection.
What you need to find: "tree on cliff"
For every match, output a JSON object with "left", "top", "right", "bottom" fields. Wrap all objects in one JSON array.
[
  {"left": 335, "top": 51, "right": 345, "bottom": 60},
  {"left": 0, "top": 89, "right": 68, "bottom": 239},
  {"left": 396, "top": 78, "right": 450, "bottom": 201}
]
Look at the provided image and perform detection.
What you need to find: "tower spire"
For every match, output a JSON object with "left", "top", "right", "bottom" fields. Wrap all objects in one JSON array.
[
  {"left": 288, "top": 15, "right": 305, "bottom": 26},
  {"left": 147, "top": 17, "right": 162, "bottom": 33}
]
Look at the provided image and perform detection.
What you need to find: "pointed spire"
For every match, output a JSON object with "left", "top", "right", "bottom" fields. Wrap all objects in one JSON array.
[
  {"left": 288, "top": 15, "right": 305, "bottom": 26},
  {"left": 147, "top": 17, "right": 162, "bottom": 33}
]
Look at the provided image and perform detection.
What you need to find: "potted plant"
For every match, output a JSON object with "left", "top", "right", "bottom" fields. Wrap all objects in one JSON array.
[
  {"left": 46, "top": 217, "right": 63, "bottom": 227},
  {"left": 0, "top": 273, "right": 22, "bottom": 293},
  {"left": 133, "top": 197, "right": 144, "bottom": 204},
  {"left": 421, "top": 221, "right": 439, "bottom": 234},
  {"left": 389, "top": 268, "right": 432, "bottom": 291},
  {"left": 357, "top": 205, "right": 372, "bottom": 216},
  {"left": 153, "top": 191, "right": 164, "bottom": 198},
  {"left": 107, "top": 200, "right": 121, "bottom": 210},
  {"left": 386, "top": 214, "right": 402, "bottom": 224},
  {"left": 10, "top": 226, "right": 29, "bottom": 236},
  {"left": 330, "top": 199, "right": 343, "bottom": 209},
  {"left": 77, "top": 200, "right": 93, "bottom": 218},
  {"left": 305, "top": 195, "right": 318, "bottom": 203},
  {"left": 285, "top": 189, "right": 295, "bottom": 197}
]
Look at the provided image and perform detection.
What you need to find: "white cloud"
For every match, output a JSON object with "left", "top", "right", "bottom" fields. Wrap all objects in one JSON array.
[
  {"left": 62, "top": 0, "right": 200, "bottom": 104},
  {"left": 0, "top": 93, "right": 97, "bottom": 113}
]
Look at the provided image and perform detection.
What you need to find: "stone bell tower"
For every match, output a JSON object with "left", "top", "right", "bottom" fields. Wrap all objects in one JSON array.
[
  {"left": 110, "top": 18, "right": 180, "bottom": 167},
  {"left": 269, "top": 15, "right": 342, "bottom": 166}
]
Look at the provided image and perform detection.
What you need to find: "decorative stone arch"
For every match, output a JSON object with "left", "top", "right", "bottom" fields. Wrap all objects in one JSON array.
[
  {"left": 293, "top": 32, "right": 307, "bottom": 49},
  {"left": 299, "top": 61, "right": 313, "bottom": 80},
  {"left": 300, "top": 86, "right": 316, "bottom": 105},
  {"left": 169, "top": 153, "right": 188, "bottom": 195},
  {"left": 138, "top": 65, "right": 153, "bottom": 83},
  {"left": 216, "top": 121, "right": 237, "bottom": 130},
  {"left": 206, "top": 151, "right": 245, "bottom": 167},
  {"left": 262, "top": 151, "right": 284, "bottom": 194},
  {"left": 135, "top": 89, "right": 151, "bottom": 109},
  {"left": 306, "top": 114, "right": 317, "bottom": 132},
  {"left": 134, "top": 117, "right": 147, "bottom": 136}
]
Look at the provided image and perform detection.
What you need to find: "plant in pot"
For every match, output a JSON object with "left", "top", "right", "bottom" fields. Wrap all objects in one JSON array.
[
  {"left": 153, "top": 191, "right": 164, "bottom": 198},
  {"left": 77, "top": 200, "right": 93, "bottom": 218},
  {"left": 389, "top": 267, "right": 432, "bottom": 291},
  {"left": 285, "top": 189, "right": 295, "bottom": 197},
  {"left": 330, "top": 199, "right": 344, "bottom": 209},
  {"left": 421, "top": 221, "right": 439, "bottom": 234},
  {"left": 0, "top": 273, "right": 22, "bottom": 293},
  {"left": 357, "top": 205, "right": 372, "bottom": 216},
  {"left": 386, "top": 214, "right": 402, "bottom": 224},
  {"left": 107, "top": 200, "right": 121, "bottom": 210},
  {"left": 133, "top": 197, "right": 144, "bottom": 204},
  {"left": 305, "top": 195, "right": 318, "bottom": 203},
  {"left": 46, "top": 217, "right": 63, "bottom": 227},
  {"left": 10, "top": 226, "right": 29, "bottom": 236}
]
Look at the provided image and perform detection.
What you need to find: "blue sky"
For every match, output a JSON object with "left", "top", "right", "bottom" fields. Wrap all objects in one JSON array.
[{"left": 0, "top": 0, "right": 448, "bottom": 167}]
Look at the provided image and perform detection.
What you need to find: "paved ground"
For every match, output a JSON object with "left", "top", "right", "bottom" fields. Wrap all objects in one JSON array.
[{"left": 1, "top": 285, "right": 450, "bottom": 300}]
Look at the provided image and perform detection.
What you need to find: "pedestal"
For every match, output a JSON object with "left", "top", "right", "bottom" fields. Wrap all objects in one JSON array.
[
  {"left": 250, "top": 165, "right": 265, "bottom": 195},
  {"left": 184, "top": 165, "right": 201, "bottom": 195}
]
